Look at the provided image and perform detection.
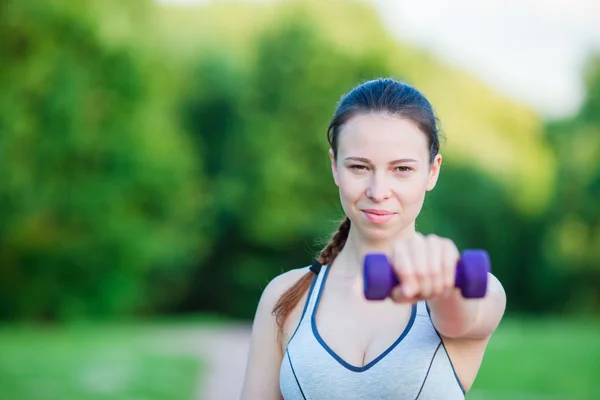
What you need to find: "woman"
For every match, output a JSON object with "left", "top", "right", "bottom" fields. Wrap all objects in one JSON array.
[{"left": 240, "top": 78, "right": 506, "bottom": 399}]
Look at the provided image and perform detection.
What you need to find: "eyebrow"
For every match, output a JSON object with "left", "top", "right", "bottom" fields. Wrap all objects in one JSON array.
[{"left": 344, "top": 157, "right": 418, "bottom": 164}]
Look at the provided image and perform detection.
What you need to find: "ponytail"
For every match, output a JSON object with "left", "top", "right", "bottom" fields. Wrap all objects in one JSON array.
[{"left": 272, "top": 217, "right": 351, "bottom": 339}]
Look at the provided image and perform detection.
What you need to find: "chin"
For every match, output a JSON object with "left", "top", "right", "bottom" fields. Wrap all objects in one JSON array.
[{"left": 357, "top": 223, "right": 399, "bottom": 244}]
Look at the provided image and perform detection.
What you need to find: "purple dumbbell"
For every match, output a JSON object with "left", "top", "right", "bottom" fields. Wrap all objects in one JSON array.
[{"left": 363, "top": 249, "right": 491, "bottom": 300}]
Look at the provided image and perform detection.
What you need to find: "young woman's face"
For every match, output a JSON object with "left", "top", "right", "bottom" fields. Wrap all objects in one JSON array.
[{"left": 330, "top": 113, "right": 442, "bottom": 243}]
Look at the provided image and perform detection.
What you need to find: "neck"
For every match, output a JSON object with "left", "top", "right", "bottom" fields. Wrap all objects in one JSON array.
[{"left": 331, "top": 223, "right": 416, "bottom": 279}]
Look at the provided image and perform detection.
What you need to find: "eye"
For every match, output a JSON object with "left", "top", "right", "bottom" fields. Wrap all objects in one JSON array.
[
  {"left": 395, "top": 166, "right": 412, "bottom": 172},
  {"left": 349, "top": 164, "right": 369, "bottom": 171}
]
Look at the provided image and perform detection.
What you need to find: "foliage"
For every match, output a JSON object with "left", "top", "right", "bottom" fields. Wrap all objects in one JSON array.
[
  {"left": 171, "top": 1, "right": 563, "bottom": 318},
  {"left": 0, "top": 0, "right": 207, "bottom": 320},
  {"left": 542, "top": 53, "right": 600, "bottom": 313},
  {"left": 1, "top": 0, "right": 599, "bottom": 321}
]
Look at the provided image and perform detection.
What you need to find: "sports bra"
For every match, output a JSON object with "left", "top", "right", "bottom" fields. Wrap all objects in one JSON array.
[{"left": 279, "top": 263, "right": 465, "bottom": 399}]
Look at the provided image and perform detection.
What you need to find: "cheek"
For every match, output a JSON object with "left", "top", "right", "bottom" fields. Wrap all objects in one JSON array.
[
  {"left": 337, "top": 173, "right": 365, "bottom": 200},
  {"left": 392, "top": 177, "right": 429, "bottom": 203}
]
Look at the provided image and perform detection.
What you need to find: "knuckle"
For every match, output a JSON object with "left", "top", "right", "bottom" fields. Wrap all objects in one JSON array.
[
  {"left": 436, "top": 277, "right": 446, "bottom": 288},
  {"left": 444, "top": 263, "right": 457, "bottom": 277},
  {"left": 442, "top": 259, "right": 454, "bottom": 270},
  {"left": 414, "top": 268, "right": 427, "bottom": 279},
  {"left": 397, "top": 268, "right": 413, "bottom": 280},
  {"left": 391, "top": 254, "right": 405, "bottom": 267},
  {"left": 444, "top": 273, "right": 455, "bottom": 286},
  {"left": 442, "top": 237, "right": 454, "bottom": 247},
  {"left": 394, "top": 238, "right": 407, "bottom": 248},
  {"left": 427, "top": 234, "right": 440, "bottom": 243},
  {"left": 393, "top": 244, "right": 408, "bottom": 257},
  {"left": 391, "top": 287, "right": 404, "bottom": 301},
  {"left": 412, "top": 233, "right": 425, "bottom": 245}
]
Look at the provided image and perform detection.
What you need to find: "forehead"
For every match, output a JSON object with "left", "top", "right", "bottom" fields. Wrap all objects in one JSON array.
[{"left": 337, "top": 113, "right": 429, "bottom": 161}]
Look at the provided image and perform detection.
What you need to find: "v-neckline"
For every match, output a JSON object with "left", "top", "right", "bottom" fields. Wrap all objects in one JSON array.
[{"left": 310, "top": 265, "right": 417, "bottom": 372}]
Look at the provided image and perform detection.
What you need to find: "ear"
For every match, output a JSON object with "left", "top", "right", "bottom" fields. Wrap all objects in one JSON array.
[
  {"left": 426, "top": 154, "right": 442, "bottom": 191},
  {"left": 329, "top": 149, "right": 339, "bottom": 187}
]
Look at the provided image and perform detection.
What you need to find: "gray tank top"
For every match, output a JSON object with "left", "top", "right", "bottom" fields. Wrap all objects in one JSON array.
[{"left": 280, "top": 264, "right": 466, "bottom": 399}]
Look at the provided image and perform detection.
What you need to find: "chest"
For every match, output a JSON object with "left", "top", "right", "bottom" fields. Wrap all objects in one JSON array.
[
  {"left": 313, "top": 289, "right": 415, "bottom": 368},
  {"left": 280, "top": 269, "right": 471, "bottom": 399},
  {"left": 281, "top": 307, "right": 464, "bottom": 400}
]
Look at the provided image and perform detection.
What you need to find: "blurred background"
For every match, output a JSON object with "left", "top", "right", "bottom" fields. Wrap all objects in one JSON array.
[{"left": 1, "top": 0, "right": 599, "bottom": 399}]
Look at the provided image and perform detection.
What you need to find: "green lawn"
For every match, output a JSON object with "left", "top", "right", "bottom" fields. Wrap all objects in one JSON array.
[
  {"left": 468, "top": 316, "right": 600, "bottom": 400},
  {"left": 0, "top": 321, "right": 202, "bottom": 400},
  {"left": 0, "top": 315, "right": 597, "bottom": 400}
]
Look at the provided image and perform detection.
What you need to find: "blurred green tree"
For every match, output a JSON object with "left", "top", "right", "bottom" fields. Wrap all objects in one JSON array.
[
  {"left": 418, "top": 165, "right": 566, "bottom": 315},
  {"left": 179, "top": 10, "right": 400, "bottom": 317},
  {"left": 543, "top": 53, "right": 600, "bottom": 313},
  {"left": 176, "top": 4, "right": 554, "bottom": 319},
  {"left": 0, "top": 1, "right": 207, "bottom": 320}
]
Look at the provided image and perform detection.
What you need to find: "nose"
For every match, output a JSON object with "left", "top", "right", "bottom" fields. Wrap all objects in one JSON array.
[{"left": 366, "top": 172, "right": 392, "bottom": 202}]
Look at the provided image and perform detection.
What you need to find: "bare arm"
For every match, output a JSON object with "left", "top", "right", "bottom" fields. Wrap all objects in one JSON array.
[
  {"left": 427, "top": 272, "right": 506, "bottom": 339},
  {"left": 240, "top": 268, "right": 308, "bottom": 400},
  {"left": 389, "top": 234, "right": 507, "bottom": 340}
]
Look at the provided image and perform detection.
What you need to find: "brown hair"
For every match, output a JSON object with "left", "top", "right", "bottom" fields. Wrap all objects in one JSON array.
[
  {"left": 272, "top": 217, "right": 351, "bottom": 336},
  {"left": 272, "top": 78, "right": 441, "bottom": 338}
]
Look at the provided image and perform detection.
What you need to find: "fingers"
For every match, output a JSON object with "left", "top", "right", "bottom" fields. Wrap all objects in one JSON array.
[
  {"left": 426, "top": 235, "right": 444, "bottom": 299},
  {"left": 390, "top": 242, "right": 417, "bottom": 302},
  {"left": 411, "top": 236, "right": 431, "bottom": 298},
  {"left": 441, "top": 238, "right": 460, "bottom": 297},
  {"left": 389, "top": 233, "right": 459, "bottom": 303}
]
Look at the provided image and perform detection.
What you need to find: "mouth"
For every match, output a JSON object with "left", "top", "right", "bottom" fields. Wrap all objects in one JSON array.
[
  {"left": 362, "top": 209, "right": 395, "bottom": 215},
  {"left": 361, "top": 209, "right": 396, "bottom": 224}
]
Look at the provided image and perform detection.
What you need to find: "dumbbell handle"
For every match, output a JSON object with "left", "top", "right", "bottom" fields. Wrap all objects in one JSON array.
[{"left": 363, "top": 249, "right": 490, "bottom": 300}]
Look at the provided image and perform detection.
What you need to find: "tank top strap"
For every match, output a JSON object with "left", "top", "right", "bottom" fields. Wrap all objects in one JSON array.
[
  {"left": 300, "top": 264, "right": 328, "bottom": 323},
  {"left": 416, "top": 299, "right": 430, "bottom": 317}
]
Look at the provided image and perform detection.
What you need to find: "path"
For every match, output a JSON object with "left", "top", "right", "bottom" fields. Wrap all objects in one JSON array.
[
  {"left": 159, "top": 322, "right": 252, "bottom": 400},
  {"left": 195, "top": 323, "right": 252, "bottom": 400}
]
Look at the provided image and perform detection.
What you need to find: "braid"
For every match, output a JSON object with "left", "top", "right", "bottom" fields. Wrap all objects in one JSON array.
[
  {"left": 272, "top": 216, "right": 351, "bottom": 341},
  {"left": 318, "top": 216, "right": 351, "bottom": 266}
]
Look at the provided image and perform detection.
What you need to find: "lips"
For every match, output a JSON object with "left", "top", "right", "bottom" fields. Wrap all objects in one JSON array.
[
  {"left": 362, "top": 209, "right": 396, "bottom": 224},
  {"left": 362, "top": 209, "right": 394, "bottom": 215}
]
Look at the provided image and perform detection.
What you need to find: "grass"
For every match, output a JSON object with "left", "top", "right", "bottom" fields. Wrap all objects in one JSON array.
[
  {"left": 468, "top": 316, "right": 600, "bottom": 400},
  {"left": 0, "top": 315, "right": 597, "bottom": 400},
  {"left": 0, "top": 321, "right": 202, "bottom": 400}
]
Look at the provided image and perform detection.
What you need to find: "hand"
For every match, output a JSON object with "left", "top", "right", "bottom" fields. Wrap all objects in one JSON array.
[{"left": 389, "top": 233, "right": 461, "bottom": 303}]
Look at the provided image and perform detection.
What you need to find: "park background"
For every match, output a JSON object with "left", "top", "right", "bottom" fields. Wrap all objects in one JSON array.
[{"left": 1, "top": 0, "right": 599, "bottom": 399}]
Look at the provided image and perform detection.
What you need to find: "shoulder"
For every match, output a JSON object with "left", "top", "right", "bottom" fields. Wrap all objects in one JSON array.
[
  {"left": 241, "top": 265, "right": 312, "bottom": 399},
  {"left": 254, "top": 266, "right": 313, "bottom": 320},
  {"left": 247, "top": 265, "right": 314, "bottom": 360},
  {"left": 261, "top": 266, "right": 312, "bottom": 302},
  {"left": 269, "top": 265, "right": 312, "bottom": 292}
]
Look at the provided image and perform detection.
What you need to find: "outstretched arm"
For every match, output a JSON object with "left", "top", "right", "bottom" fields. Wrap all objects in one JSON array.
[
  {"left": 388, "top": 233, "right": 506, "bottom": 339},
  {"left": 427, "top": 271, "right": 506, "bottom": 339}
]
